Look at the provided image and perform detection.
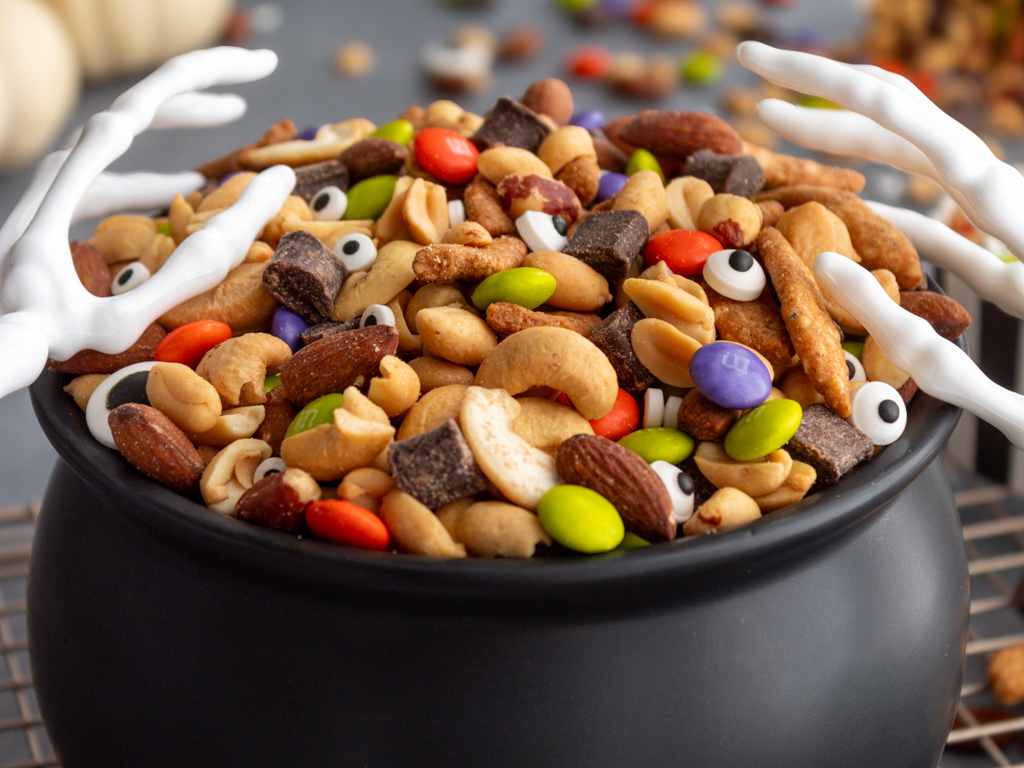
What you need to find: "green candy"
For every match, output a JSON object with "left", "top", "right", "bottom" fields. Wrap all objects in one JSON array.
[
  {"left": 617, "top": 531, "right": 650, "bottom": 550},
  {"left": 372, "top": 119, "right": 414, "bottom": 147},
  {"left": 626, "top": 149, "right": 665, "bottom": 183},
  {"left": 343, "top": 175, "right": 397, "bottom": 221},
  {"left": 617, "top": 427, "right": 694, "bottom": 464},
  {"left": 156, "top": 221, "right": 172, "bottom": 237},
  {"left": 680, "top": 51, "right": 723, "bottom": 85},
  {"left": 285, "top": 393, "right": 345, "bottom": 439},
  {"left": 796, "top": 94, "right": 841, "bottom": 110},
  {"left": 264, "top": 372, "right": 283, "bottom": 393},
  {"left": 471, "top": 267, "right": 556, "bottom": 311},
  {"left": 724, "top": 399, "right": 802, "bottom": 462},
  {"left": 841, "top": 341, "right": 864, "bottom": 361},
  {"left": 537, "top": 485, "right": 624, "bottom": 554},
  {"left": 559, "top": 0, "right": 598, "bottom": 11}
]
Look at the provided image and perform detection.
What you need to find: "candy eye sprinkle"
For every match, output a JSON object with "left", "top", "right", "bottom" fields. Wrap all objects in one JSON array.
[
  {"left": 84, "top": 361, "right": 160, "bottom": 448},
  {"left": 334, "top": 233, "right": 377, "bottom": 272},
  {"left": 702, "top": 248, "right": 766, "bottom": 302},
  {"left": 663, "top": 395, "right": 684, "bottom": 430},
  {"left": 515, "top": 210, "right": 569, "bottom": 253},
  {"left": 848, "top": 380, "right": 907, "bottom": 446},
  {"left": 650, "top": 460, "right": 695, "bottom": 525},
  {"left": 844, "top": 350, "right": 866, "bottom": 382},
  {"left": 309, "top": 185, "right": 348, "bottom": 221},
  {"left": 111, "top": 261, "right": 151, "bottom": 295},
  {"left": 448, "top": 199, "right": 467, "bottom": 227},
  {"left": 360, "top": 303, "right": 396, "bottom": 329},
  {"left": 253, "top": 457, "right": 289, "bottom": 484},
  {"left": 643, "top": 387, "right": 665, "bottom": 428}
]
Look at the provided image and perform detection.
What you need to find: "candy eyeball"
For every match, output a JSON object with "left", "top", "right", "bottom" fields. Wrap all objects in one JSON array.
[
  {"left": 650, "top": 460, "right": 695, "bottom": 525},
  {"left": 663, "top": 395, "right": 683, "bottom": 430},
  {"left": 643, "top": 387, "right": 665, "bottom": 428},
  {"left": 334, "top": 233, "right": 377, "bottom": 272},
  {"left": 448, "top": 199, "right": 467, "bottom": 227},
  {"left": 253, "top": 457, "right": 289, "bottom": 484},
  {"left": 111, "top": 261, "right": 151, "bottom": 295},
  {"left": 844, "top": 349, "right": 867, "bottom": 382},
  {"left": 848, "top": 380, "right": 906, "bottom": 446},
  {"left": 309, "top": 185, "right": 348, "bottom": 221},
  {"left": 85, "top": 361, "right": 159, "bottom": 448},
  {"left": 515, "top": 210, "right": 568, "bottom": 253},
  {"left": 360, "top": 304, "right": 396, "bottom": 329},
  {"left": 702, "top": 248, "right": 766, "bottom": 302}
]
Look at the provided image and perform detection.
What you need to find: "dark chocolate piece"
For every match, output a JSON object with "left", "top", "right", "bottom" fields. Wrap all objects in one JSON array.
[
  {"left": 292, "top": 159, "right": 349, "bottom": 201},
  {"left": 675, "top": 389, "right": 739, "bottom": 442},
  {"left": 338, "top": 137, "right": 408, "bottom": 183},
  {"left": 681, "top": 149, "right": 765, "bottom": 198},
  {"left": 564, "top": 209, "right": 650, "bottom": 283},
  {"left": 263, "top": 230, "right": 348, "bottom": 325},
  {"left": 470, "top": 97, "right": 552, "bottom": 153},
  {"left": 388, "top": 419, "right": 487, "bottom": 510},
  {"left": 588, "top": 302, "right": 655, "bottom": 394},
  {"left": 785, "top": 403, "right": 874, "bottom": 488},
  {"left": 300, "top": 319, "right": 361, "bottom": 347}
]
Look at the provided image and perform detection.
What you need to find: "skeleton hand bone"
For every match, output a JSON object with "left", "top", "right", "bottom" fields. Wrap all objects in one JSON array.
[{"left": 0, "top": 46, "right": 296, "bottom": 400}]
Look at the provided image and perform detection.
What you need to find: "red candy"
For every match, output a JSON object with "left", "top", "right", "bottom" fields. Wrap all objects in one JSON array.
[
  {"left": 153, "top": 319, "right": 232, "bottom": 369},
  {"left": 644, "top": 229, "right": 722, "bottom": 277},
  {"left": 305, "top": 499, "right": 392, "bottom": 551},
  {"left": 412, "top": 127, "right": 479, "bottom": 185},
  {"left": 558, "top": 388, "right": 639, "bottom": 441},
  {"left": 565, "top": 46, "right": 612, "bottom": 79}
]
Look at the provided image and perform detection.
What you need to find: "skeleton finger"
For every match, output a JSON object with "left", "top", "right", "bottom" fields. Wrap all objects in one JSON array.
[{"left": 151, "top": 92, "right": 248, "bottom": 129}]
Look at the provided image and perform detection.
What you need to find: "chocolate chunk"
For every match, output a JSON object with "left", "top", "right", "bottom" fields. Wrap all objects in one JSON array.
[
  {"left": 338, "top": 137, "right": 408, "bottom": 183},
  {"left": 263, "top": 230, "right": 348, "bottom": 325},
  {"left": 681, "top": 149, "right": 765, "bottom": 198},
  {"left": 588, "top": 301, "right": 655, "bottom": 393},
  {"left": 675, "top": 389, "right": 739, "bottom": 442},
  {"left": 388, "top": 419, "right": 487, "bottom": 509},
  {"left": 300, "top": 318, "right": 361, "bottom": 347},
  {"left": 564, "top": 209, "right": 650, "bottom": 283},
  {"left": 293, "top": 159, "right": 349, "bottom": 202},
  {"left": 471, "top": 97, "right": 552, "bottom": 153},
  {"left": 785, "top": 403, "right": 874, "bottom": 488}
]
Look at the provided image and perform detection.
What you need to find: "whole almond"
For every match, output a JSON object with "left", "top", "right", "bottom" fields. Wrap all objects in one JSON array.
[
  {"left": 520, "top": 78, "right": 574, "bottom": 127},
  {"left": 280, "top": 325, "right": 399, "bottom": 406},
  {"left": 618, "top": 111, "right": 743, "bottom": 160},
  {"left": 108, "top": 403, "right": 205, "bottom": 495},
  {"left": 899, "top": 290, "right": 971, "bottom": 340},
  {"left": 70, "top": 240, "right": 112, "bottom": 297},
  {"left": 236, "top": 468, "right": 322, "bottom": 533},
  {"left": 556, "top": 433, "right": 676, "bottom": 542},
  {"left": 254, "top": 385, "right": 299, "bottom": 455}
]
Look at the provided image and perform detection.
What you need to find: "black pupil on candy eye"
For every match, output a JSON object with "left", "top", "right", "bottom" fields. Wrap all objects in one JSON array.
[
  {"left": 552, "top": 216, "right": 568, "bottom": 236},
  {"left": 729, "top": 250, "right": 753, "bottom": 272},
  {"left": 846, "top": 360, "right": 856, "bottom": 379},
  {"left": 313, "top": 193, "right": 330, "bottom": 212},
  {"left": 677, "top": 473, "right": 694, "bottom": 495},
  {"left": 106, "top": 372, "right": 150, "bottom": 410},
  {"left": 117, "top": 269, "right": 133, "bottom": 286},
  {"left": 878, "top": 399, "right": 900, "bottom": 424},
  {"left": 365, "top": 315, "right": 378, "bottom": 326},
  {"left": 343, "top": 240, "right": 360, "bottom": 255}
]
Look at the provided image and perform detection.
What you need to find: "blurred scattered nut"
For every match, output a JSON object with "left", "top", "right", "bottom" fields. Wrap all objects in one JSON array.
[{"left": 335, "top": 41, "right": 376, "bottom": 78}]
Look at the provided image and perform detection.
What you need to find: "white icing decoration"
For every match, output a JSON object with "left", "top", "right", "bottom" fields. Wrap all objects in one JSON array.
[
  {"left": 0, "top": 47, "right": 296, "bottom": 401},
  {"left": 643, "top": 387, "right": 665, "bottom": 429},
  {"left": 664, "top": 395, "right": 683, "bottom": 430}
]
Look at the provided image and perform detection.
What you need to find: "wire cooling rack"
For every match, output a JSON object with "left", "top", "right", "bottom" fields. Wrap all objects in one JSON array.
[{"left": 4, "top": 456, "right": 1024, "bottom": 768}]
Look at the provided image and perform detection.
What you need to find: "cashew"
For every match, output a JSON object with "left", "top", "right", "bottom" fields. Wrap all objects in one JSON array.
[
  {"left": 630, "top": 318, "right": 701, "bottom": 388},
  {"left": 697, "top": 193, "right": 763, "bottom": 248},
  {"left": 396, "top": 383, "right": 469, "bottom": 440},
  {"left": 337, "top": 467, "right": 397, "bottom": 513},
  {"left": 137, "top": 234, "right": 176, "bottom": 274},
  {"left": 536, "top": 126, "right": 597, "bottom": 176},
  {"left": 682, "top": 487, "right": 762, "bottom": 535},
  {"left": 622, "top": 276, "right": 716, "bottom": 345},
  {"left": 418, "top": 306, "right": 498, "bottom": 366},
  {"left": 284, "top": 219, "right": 376, "bottom": 250},
  {"left": 476, "top": 146, "right": 553, "bottom": 185},
  {"left": 146, "top": 362, "right": 222, "bottom": 434},
  {"left": 406, "top": 283, "right": 471, "bottom": 333},
  {"left": 159, "top": 261, "right": 278, "bottom": 334},
  {"left": 666, "top": 176, "right": 713, "bottom": 230},
  {"left": 459, "top": 386, "right": 561, "bottom": 511},
  {"left": 261, "top": 195, "right": 314, "bottom": 249},
  {"left": 196, "top": 333, "right": 293, "bottom": 407},
  {"left": 612, "top": 169, "right": 669, "bottom": 231},
  {"left": 368, "top": 356, "right": 421, "bottom": 418},
  {"left": 340, "top": 385, "right": 390, "bottom": 424},
  {"left": 455, "top": 501, "right": 553, "bottom": 558},
  {"left": 693, "top": 442, "right": 793, "bottom": 498},
  {"left": 168, "top": 194, "right": 194, "bottom": 245},
  {"left": 88, "top": 215, "right": 158, "bottom": 265},
  {"left": 63, "top": 374, "right": 108, "bottom": 411},
  {"left": 198, "top": 171, "right": 257, "bottom": 212},
  {"left": 522, "top": 251, "right": 611, "bottom": 312},
  {"left": 379, "top": 489, "right": 468, "bottom": 558},
  {"left": 386, "top": 290, "right": 422, "bottom": 355},
  {"left": 862, "top": 335, "right": 910, "bottom": 390},
  {"left": 331, "top": 239, "right": 419, "bottom": 321},
  {"left": 407, "top": 356, "right": 476, "bottom": 393},
  {"left": 752, "top": 461, "right": 816, "bottom": 512},
  {"left": 403, "top": 177, "right": 450, "bottom": 245},
  {"left": 373, "top": 175, "right": 416, "bottom": 244},
  {"left": 512, "top": 397, "right": 594, "bottom": 455},
  {"left": 280, "top": 403, "right": 394, "bottom": 481},
  {"left": 474, "top": 326, "right": 618, "bottom": 420},
  {"left": 191, "top": 405, "right": 266, "bottom": 448},
  {"left": 200, "top": 438, "right": 273, "bottom": 515}
]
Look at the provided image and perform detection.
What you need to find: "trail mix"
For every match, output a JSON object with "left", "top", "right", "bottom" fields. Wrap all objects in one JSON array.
[{"left": 55, "top": 77, "right": 972, "bottom": 558}]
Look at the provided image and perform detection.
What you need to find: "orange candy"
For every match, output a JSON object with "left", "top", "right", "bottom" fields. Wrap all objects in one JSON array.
[
  {"left": 412, "top": 127, "right": 479, "bottom": 185},
  {"left": 305, "top": 499, "right": 392, "bottom": 551},
  {"left": 644, "top": 229, "right": 722, "bottom": 277},
  {"left": 153, "top": 319, "right": 232, "bottom": 369},
  {"left": 558, "top": 388, "right": 639, "bottom": 441},
  {"left": 565, "top": 46, "right": 612, "bottom": 79}
]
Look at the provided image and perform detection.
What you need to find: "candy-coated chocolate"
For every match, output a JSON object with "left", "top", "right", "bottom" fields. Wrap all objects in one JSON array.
[
  {"left": 690, "top": 341, "right": 772, "bottom": 410},
  {"left": 680, "top": 51, "right": 724, "bottom": 84},
  {"left": 412, "top": 127, "right": 479, "bottom": 185},
  {"left": 471, "top": 267, "right": 557, "bottom": 311},
  {"left": 371, "top": 119, "right": 415, "bottom": 147},
  {"left": 285, "top": 392, "right": 345, "bottom": 439},
  {"left": 724, "top": 398, "right": 802, "bottom": 461},
  {"left": 643, "top": 229, "right": 722, "bottom": 277},
  {"left": 588, "top": 388, "right": 639, "bottom": 441},
  {"left": 569, "top": 109, "right": 605, "bottom": 131},
  {"left": 626, "top": 149, "right": 665, "bottom": 182},
  {"left": 565, "top": 46, "right": 611, "bottom": 79},
  {"left": 154, "top": 319, "right": 233, "bottom": 369},
  {"left": 537, "top": 484, "right": 624, "bottom": 553},
  {"left": 342, "top": 175, "right": 397, "bottom": 221},
  {"left": 842, "top": 340, "right": 864, "bottom": 360},
  {"left": 306, "top": 499, "right": 391, "bottom": 550},
  {"left": 271, "top": 306, "right": 308, "bottom": 353},
  {"left": 618, "top": 427, "right": 694, "bottom": 464},
  {"left": 263, "top": 372, "right": 282, "bottom": 393},
  {"left": 595, "top": 171, "right": 627, "bottom": 203}
]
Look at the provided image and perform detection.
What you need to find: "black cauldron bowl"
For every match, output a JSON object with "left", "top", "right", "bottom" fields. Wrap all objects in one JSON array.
[{"left": 27, "top": 354, "right": 968, "bottom": 768}]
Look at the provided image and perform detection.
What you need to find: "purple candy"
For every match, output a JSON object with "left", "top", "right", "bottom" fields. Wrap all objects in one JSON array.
[
  {"left": 271, "top": 306, "right": 309, "bottom": 353},
  {"left": 595, "top": 171, "right": 628, "bottom": 203},
  {"left": 569, "top": 109, "right": 605, "bottom": 132},
  {"left": 689, "top": 342, "right": 771, "bottom": 410},
  {"left": 297, "top": 126, "right": 320, "bottom": 141},
  {"left": 600, "top": 0, "right": 632, "bottom": 16}
]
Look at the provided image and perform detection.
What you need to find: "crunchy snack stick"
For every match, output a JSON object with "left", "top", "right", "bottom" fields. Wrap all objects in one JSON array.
[{"left": 741, "top": 141, "right": 866, "bottom": 193}]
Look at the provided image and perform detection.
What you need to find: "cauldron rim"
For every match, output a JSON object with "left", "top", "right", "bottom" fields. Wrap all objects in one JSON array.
[{"left": 29, "top": 328, "right": 963, "bottom": 600}]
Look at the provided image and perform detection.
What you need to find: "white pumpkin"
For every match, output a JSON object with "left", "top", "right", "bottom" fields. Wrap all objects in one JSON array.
[
  {"left": 44, "top": 0, "right": 234, "bottom": 81},
  {"left": 0, "top": 0, "right": 81, "bottom": 171}
]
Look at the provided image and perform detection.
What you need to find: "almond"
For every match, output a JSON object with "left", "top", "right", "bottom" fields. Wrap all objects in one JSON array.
[
  {"left": 280, "top": 325, "right": 399, "bottom": 406},
  {"left": 108, "top": 403, "right": 205, "bottom": 495},
  {"left": 617, "top": 111, "right": 743, "bottom": 160},
  {"left": 235, "top": 468, "right": 322, "bottom": 533},
  {"left": 253, "top": 385, "right": 299, "bottom": 455},
  {"left": 70, "top": 240, "right": 112, "bottom": 297},
  {"left": 46, "top": 322, "right": 166, "bottom": 374},
  {"left": 555, "top": 433, "right": 676, "bottom": 542},
  {"left": 899, "top": 290, "right": 971, "bottom": 340},
  {"left": 520, "top": 78, "right": 574, "bottom": 127}
]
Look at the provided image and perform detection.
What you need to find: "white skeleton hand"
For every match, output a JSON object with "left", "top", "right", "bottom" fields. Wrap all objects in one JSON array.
[{"left": 0, "top": 46, "right": 296, "bottom": 400}]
